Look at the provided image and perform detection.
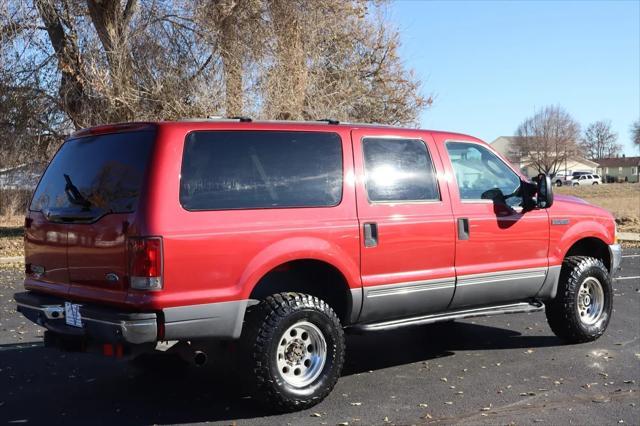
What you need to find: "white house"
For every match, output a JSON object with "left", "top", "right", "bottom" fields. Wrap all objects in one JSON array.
[{"left": 490, "top": 136, "right": 598, "bottom": 179}]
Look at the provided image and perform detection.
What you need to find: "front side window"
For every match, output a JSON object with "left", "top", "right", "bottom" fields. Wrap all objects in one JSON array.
[
  {"left": 362, "top": 138, "right": 440, "bottom": 202},
  {"left": 180, "top": 131, "right": 343, "bottom": 210},
  {"left": 446, "top": 141, "right": 521, "bottom": 203}
]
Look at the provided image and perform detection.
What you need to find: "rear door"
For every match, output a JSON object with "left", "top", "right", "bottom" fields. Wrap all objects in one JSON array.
[
  {"left": 352, "top": 130, "right": 456, "bottom": 322},
  {"left": 25, "top": 128, "right": 156, "bottom": 303},
  {"left": 436, "top": 138, "right": 550, "bottom": 309}
]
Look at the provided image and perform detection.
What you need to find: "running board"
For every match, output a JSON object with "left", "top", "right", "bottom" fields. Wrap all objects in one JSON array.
[{"left": 349, "top": 301, "right": 544, "bottom": 332}]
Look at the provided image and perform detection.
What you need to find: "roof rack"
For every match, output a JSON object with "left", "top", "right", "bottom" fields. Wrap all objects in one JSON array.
[
  {"left": 316, "top": 118, "right": 340, "bottom": 125},
  {"left": 182, "top": 116, "right": 253, "bottom": 122},
  {"left": 227, "top": 116, "right": 252, "bottom": 122}
]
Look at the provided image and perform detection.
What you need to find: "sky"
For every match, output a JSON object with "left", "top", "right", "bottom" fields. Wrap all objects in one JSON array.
[{"left": 391, "top": 0, "right": 640, "bottom": 155}]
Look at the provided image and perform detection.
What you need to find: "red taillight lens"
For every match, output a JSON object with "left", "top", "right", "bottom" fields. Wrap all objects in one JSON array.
[{"left": 127, "top": 237, "right": 163, "bottom": 290}]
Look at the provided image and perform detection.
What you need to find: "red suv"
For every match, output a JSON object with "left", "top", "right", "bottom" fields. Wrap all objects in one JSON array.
[{"left": 15, "top": 120, "right": 621, "bottom": 411}]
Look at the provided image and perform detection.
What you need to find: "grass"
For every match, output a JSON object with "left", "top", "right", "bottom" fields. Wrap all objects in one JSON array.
[
  {"left": 556, "top": 183, "right": 640, "bottom": 233},
  {"left": 0, "top": 220, "right": 24, "bottom": 260}
]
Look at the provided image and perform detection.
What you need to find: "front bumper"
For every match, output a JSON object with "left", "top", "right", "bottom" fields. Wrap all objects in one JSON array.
[
  {"left": 609, "top": 243, "right": 622, "bottom": 275},
  {"left": 14, "top": 291, "right": 158, "bottom": 344}
]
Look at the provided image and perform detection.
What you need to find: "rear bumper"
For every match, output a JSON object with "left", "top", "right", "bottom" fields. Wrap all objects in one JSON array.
[
  {"left": 15, "top": 291, "right": 158, "bottom": 344},
  {"left": 14, "top": 291, "right": 254, "bottom": 345}
]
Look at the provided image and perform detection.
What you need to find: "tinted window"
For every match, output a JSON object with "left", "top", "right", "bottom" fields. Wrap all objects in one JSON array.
[
  {"left": 180, "top": 131, "right": 343, "bottom": 210},
  {"left": 31, "top": 130, "right": 155, "bottom": 218},
  {"left": 446, "top": 142, "right": 520, "bottom": 203},
  {"left": 362, "top": 138, "right": 439, "bottom": 202}
]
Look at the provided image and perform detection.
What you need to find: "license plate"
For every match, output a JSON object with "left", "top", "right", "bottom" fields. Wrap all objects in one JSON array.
[{"left": 64, "top": 302, "right": 83, "bottom": 328}]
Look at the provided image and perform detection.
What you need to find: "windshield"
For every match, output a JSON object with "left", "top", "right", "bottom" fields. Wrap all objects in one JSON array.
[{"left": 30, "top": 130, "right": 155, "bottom": 221}]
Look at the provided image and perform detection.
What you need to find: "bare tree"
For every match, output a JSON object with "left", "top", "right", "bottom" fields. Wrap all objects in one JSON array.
[
  {"left": 1, "top": 0, "right": 429, "bottom": 170},
  {"left": 580, "top": 120, "right": 621, "bottom": 160},
  {"left": 632, "top": 119, "right": 640, "bottom": 148},
  {"left": 514, "top": 106, "right": 581, "bottom": 176}
]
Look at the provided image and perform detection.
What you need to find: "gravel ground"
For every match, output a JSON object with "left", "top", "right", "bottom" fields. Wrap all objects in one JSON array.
[{"left": 0, "top": 251, "right": 638, "bottom": 425}]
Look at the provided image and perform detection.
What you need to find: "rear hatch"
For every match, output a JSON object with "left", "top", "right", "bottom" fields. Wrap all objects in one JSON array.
[{"left": 25, "top": 125, "right": 156, "bottom": 304}]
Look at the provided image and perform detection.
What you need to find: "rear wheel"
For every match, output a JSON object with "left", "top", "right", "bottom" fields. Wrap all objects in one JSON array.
[
  {"left": 241, "top": 292, "right": 345, "bottom": 412},
  {"left": 545, "top": 256, "right": 612, "bottom": 343},
  {"left": 592, "top": 182, "right": 599, "bottom": 185}
]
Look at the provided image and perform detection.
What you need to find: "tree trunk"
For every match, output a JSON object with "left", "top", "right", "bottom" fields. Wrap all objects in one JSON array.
[
  {"left": 86, "top": 0, "right": 137, "bottom": 122},
  {"left": 268, "top": 0, "right": 307, "bottom": 120},
  {"left": 35, "top": 0, "right": 86, "bottom": 128},
  {"left": 220, "top": 13, "right": 243, "bottom": 117}
]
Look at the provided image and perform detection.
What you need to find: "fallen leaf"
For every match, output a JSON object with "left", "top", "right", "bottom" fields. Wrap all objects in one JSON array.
[
  {"left": 418, "top": 403, "right": 428, "bottom": 408},
  {"left": 350, "top": 402, "right": 362, "bottom": 406},
  {"left": 444, "top": 401, "right": 453, "bottom": 405},
  {"left": 440, "top": 377, "right": 448, "bottom": 382},
  {"left": 310, "top": 413, "right": 322, "bottom": 417}
]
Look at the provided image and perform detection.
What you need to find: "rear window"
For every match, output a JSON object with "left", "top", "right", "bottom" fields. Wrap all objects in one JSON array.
[
  {"left": 180, "top": 131, "right": 343, "bottom": 210},
  {"left": 30, "top": 130, "right": 155, "bottom": 219}
]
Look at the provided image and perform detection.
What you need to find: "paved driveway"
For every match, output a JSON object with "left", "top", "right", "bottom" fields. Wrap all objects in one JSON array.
[{"left": 1, "top": 250, "right": 638, "bottom": 425}]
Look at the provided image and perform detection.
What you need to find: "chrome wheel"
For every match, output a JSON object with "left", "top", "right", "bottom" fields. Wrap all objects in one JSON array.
[
  {"left": 276, "top": 321, "right": 327, "bottom": 388},
  {"left": 577, "top": 277, "right": 604, "bottom": 325}
]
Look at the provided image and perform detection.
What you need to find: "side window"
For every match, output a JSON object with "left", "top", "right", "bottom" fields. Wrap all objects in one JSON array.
[
  {"left": 180, "top": 131, "right": 343, "bottom": 210},
  {"left": 362, "top": 138, "right": 440, "bottom": 202},
  {"left": 446, "top": 141, "right": 521, "bottom": 203}
]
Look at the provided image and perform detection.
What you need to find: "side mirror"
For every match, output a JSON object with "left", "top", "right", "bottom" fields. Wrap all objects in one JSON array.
[{"left": 536, "top": 174, "right": 554, "bottom": 208}]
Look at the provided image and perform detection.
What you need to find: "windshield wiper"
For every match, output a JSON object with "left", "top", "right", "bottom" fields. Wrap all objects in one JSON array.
[{"left": 64, "top": 174, "right": 92, "bottom": 209}]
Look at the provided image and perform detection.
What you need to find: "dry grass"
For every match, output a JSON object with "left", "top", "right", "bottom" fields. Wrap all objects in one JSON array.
[
  {"left": 555, "top": 183, "right": 640, "bottom": 233},
  {"left": 0, "top": 222, "right": 23, "bottom": 259}
]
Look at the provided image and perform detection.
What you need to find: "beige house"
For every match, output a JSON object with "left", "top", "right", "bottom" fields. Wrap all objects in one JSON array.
[
  {"left": 490, "top": 136, "right": 598, "bottom": 179},
  {"left": 596, "top": 156, "right": 640, "bottom": 183}
]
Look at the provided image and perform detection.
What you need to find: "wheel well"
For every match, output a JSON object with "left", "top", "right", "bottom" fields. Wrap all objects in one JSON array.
[
  {"left": 565, "top": 237, "right": 611, "bottom": 272},
  {"left": 249, "top": 259, "right": 353, "bottom": 324}
]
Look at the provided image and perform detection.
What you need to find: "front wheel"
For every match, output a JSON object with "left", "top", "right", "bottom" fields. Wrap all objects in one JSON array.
[
  {"left": 545, "top": 256, "right": 612, "bottom": 343},
  {"left": 592, "top": 182, "right": 599, "bottom": 185},
  {"left": 241, "top": 293, "right": 345, "bottom": 412}
]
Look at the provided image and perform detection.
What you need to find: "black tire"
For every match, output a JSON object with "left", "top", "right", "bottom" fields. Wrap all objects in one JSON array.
[
  {"left": 241, "top": 292, "right": 345, "bottom": 412},
  {"left": 545, "top": 256, "right": 612, "bottom": 343},
  {"left": 555, "top": 180, "right": 563, "bottom": 187}
]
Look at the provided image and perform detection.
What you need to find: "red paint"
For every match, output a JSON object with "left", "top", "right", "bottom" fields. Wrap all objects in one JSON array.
[{"left": 23, "top": 121, "right": 616, "bottom": 314}]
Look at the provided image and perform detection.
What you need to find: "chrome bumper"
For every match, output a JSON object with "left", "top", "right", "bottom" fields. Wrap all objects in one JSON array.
[
  {"left": 609, "top": 244, "right": 622, "bottom": 275},
  {"left": 14, "top": 291, "right": 158, "bottom": 344}
]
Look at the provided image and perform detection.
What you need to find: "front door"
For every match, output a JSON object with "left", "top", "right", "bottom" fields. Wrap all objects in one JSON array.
[
  {"left": 436, "top": 138, "right": 550, "bottom": 309},
  {"left": 352, "top": 129, "right": 456, "bottom": 322}
]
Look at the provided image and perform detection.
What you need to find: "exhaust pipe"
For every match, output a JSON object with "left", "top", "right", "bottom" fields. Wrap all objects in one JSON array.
[{"left": 193, "top": 350, "right": 208, "bottom": 367}]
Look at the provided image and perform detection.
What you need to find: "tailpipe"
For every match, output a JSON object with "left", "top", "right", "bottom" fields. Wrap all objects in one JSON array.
[{"left": 193, "top": 350, "right": 208, "bottom": 367}]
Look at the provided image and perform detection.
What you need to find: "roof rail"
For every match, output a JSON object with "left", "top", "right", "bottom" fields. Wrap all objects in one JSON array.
[
  {"left": 228, "top": 116, "right": 253, "bottom": 122},
  {"left": 316, "top": 118, "right": 340, "bottom": 125},
  {"left": 190, "top": 116, "right": 253, "bottom": 122}
]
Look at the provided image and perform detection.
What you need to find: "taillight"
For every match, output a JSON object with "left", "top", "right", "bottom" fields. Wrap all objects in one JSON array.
[{"left": 127, "top": 237, "right": 163, "bottom": 290}]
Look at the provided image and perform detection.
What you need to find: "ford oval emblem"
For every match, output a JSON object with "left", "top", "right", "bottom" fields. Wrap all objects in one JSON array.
[{"left": 105, "top": 273, "right": 120, "bottom": 283}]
